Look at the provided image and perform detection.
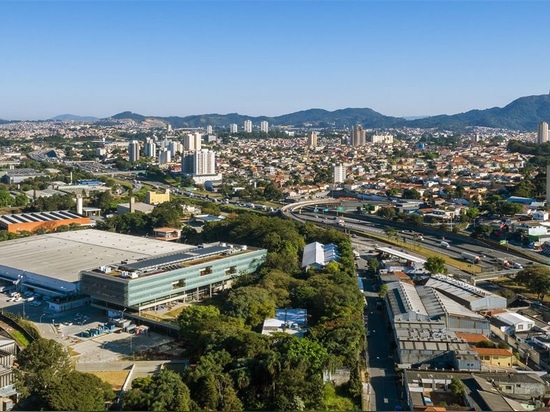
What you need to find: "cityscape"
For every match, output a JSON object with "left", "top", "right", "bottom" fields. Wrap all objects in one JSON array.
[
  {"left": 3, "top": 0, "right": 550, "bottom": 410},
  {"left": 1, "top": 97, "right": 550, "bottom": 410}
]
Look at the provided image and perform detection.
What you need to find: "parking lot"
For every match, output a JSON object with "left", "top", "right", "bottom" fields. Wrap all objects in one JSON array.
[{"left": 0, "top": 293, "right": 178, "bottom": 364}]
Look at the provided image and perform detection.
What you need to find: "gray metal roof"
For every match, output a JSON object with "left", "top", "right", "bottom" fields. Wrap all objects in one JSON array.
[{"left": 0, "top": 229, "right": 195, "bottom": 283}]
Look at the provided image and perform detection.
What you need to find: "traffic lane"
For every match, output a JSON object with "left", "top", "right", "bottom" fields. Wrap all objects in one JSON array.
[{"left": 365, "top": 297, "right": 402, "bottom": 410}]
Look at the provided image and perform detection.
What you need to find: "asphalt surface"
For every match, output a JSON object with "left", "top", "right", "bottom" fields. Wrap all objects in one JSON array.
[{"left": 356, "top": 255, "right": 405, "bottom": 411}]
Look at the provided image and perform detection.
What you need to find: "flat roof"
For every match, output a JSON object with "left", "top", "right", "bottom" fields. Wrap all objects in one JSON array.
[
  {"left": 0, "top": 229, "right": 195, "bottom": 283},
  {"left": 377, "top": 247, "right": 426, "bottom": 264}
]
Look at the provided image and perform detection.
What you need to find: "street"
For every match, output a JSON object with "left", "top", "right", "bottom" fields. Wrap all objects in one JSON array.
[{"left": 358, "top": 256, "right": 404, "bottom": 411}]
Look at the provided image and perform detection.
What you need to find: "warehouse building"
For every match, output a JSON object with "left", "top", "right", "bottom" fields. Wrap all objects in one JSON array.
[
  {"left": 425, "top": 274, "right": 507, "bottom": 312},
  {"left": 0, "top": 211, "right": 91, "bottom": 233},
  {"left": 0, "top": 230, "right": 267, "bottom": 313}
]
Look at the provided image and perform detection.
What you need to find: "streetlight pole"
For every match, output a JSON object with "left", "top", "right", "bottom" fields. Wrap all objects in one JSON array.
[{"left": 40, "top": 313, "right": 46, "bottom": 323}]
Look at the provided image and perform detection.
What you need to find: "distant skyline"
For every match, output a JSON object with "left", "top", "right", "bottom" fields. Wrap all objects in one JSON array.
[{"left": 1, "top": 0, "right": 549, "bottom": 121}]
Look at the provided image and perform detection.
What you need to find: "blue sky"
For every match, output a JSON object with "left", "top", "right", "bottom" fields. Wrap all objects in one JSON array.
[{"left": 1, "top": 0, "right": 549, "bottom": 120}]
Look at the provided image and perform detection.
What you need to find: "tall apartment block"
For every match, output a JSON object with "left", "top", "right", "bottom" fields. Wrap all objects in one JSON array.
[
  {"left": 181, "top": 149, "right": 216, "bottom": 176},
  {"left": 229, "top": 123, "right": 238, "bottom": 133},
  {"left": 351, "top": 125, "right": 366, "bottom": 146},
  {"left": 128, "top": 140, "right": 140, "bottom": 162},
  {"left": 538, "top": 121, "right": 549, "bottom": 144},
  {"left": 260, "top": 121, "right": 269, "bottom": 133},
  {"left": 244, "top": 120, "right": 253, "bottom": 133},
  {"left": 184, "top": 133, "right": 202, "bottom": 151},
  {"left": 307, "top": 131, "right": 318, "bottom": 148},
  {"left": 333, "top": 164, "right": 346, "bottom": 184},
  {"left": 144, "top": 138, "right": 156, "bottom": 158}
]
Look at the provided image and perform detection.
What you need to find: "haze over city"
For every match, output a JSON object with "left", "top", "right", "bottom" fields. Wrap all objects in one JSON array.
[{"left": 2, "top": 0, "right": 550, "bottom": 121}]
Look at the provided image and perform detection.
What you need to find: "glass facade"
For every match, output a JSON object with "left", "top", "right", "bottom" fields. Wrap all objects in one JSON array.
[{"left": 81, "top": 248, "right": 266, "bottom": 309}]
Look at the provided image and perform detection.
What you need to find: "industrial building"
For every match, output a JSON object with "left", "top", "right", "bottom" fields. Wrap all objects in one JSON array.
[
  {"left": 0, "top": 230, "right": 267, "bottom": 314},
  {"left": 0, "top": 211, "right": 91, "bottom": 233},
  {"left": 425, "top": 274, "right": 507, "bottom": 312}
]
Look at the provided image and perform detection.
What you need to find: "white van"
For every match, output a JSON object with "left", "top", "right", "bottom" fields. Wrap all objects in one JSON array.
[{"left": 440, "top": 241, "right": 450, "bottom": 249}]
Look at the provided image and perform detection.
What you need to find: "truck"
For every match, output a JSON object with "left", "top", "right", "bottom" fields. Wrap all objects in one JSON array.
[
  {"left": 440, "top": 241, "right": 450, "bottom": 249},
  {"left": 461, "top": 252, "right": 481, "bottom": 264},
  {"left": 497, "top": 257, "right": 511, "bottom": 268}
]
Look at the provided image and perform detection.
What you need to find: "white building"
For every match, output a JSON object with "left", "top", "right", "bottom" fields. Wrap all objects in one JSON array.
[
  {"left": 243, "top": 120, "right": 252, "bottom": 133},
  {"left": 183, "top": 133, "right": 202, "bottom": 151},
  {"left": 128, "top": 140, "right": 140, "bottom": 162},
  {"left": 182, "top": 149, "right": 216, "bottom": 176},
  {"left": 144, "top": 138, "right": 156, "bottom": 158},
  {"left": 206, "top": 125, "right": 213, "bottom": 135},
  {"left": 493, "top": 311, "right": 535, "bottom": 334},
  {"left": 260, "top": 121, "right": 269, "bottom": 133},
  {"left": 333, "top": 164, "right": 346, "bottom": 184},
  {"left": 538, "top": 121, "right": 548, "bottom": 144},
  {"left": 371, "top": 134, "right": 394, "bottom": 144},
  {"left": 229, "top": 123, "right": 238, "bottom": 133}
]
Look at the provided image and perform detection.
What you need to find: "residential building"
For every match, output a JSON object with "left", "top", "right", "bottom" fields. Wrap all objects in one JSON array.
[
  {"left": 243, "top": 120, "right": 252, "bottom": 133},
  {"left": 333, "top": 164, "right": 346, "bottom": 184},
  {"left": 229, "top": 123, "right": 238, "bottom": 133},
  {"left": 144, "top": 138, "right": 156, "bottom": 158},
  {"left": 158, "top": 149, "right": 171, "bottom": 165},
  {"left": 474, "top": 347, "right": 514, "bottom": 368},
  {"left": 181, "top": 149, "right": 216, "bottom": 176},
  {"left": 307, "top": 131, "right": 318, "bottom": 148},
  {"left": 260, "top": 121, "right": 269, "bottom": 133},
  {"left": 350, "top": 124, "right": 365, "bottom": 146},
  {"left": 183, "top": 133, "right": 201, "bottom": 151},
  {"left": 538, "top": 121, "right": 549, "bottom": 144},
  {"left": 128, "top": 140, "right": 140, "bottom": 162}
]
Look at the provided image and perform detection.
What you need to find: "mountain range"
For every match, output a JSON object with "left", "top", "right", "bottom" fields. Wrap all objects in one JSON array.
[
  {"left": 2, "top": 94, "right": 550, "bottom": 131},
  {"left": 108, "top": 94, "right": 550, "bottom": 132}
]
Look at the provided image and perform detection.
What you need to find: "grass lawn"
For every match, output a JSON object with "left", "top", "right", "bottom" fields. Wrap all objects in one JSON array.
[{"left": 89, "top": 370, "right": 130, "bottom": 391}]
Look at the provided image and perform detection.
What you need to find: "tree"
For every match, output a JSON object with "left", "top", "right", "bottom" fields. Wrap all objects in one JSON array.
[
  {"left": 14, "top": 338, "right": 73, "bottom": 408},
  {"left": 223, "top": 286, "right": 276, "bottom": 328},
  {"left": 449, "top": 377, "right": 465, "bottom": 397},
  {"left": 46, "top": 371, "right": 115, "bottom": 411},
  {"left": 121, "top": 369, "right": 192, "bottom": 411},
  {"left": 178, "top": 305, "right": 221, "bottom": 341},
  {"left": 424, "top": 256, "right": 447, "bottom": 275},
  {"left": 516, "top": 266, "right": 550, "bottom": 301}
]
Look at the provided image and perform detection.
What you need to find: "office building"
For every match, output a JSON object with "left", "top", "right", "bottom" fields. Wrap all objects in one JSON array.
[
  {"left": 333, "top": 164, "right": 346, "bottom": 184},
  {"left": 128, "top": 140, "right": 140, "bottom": 162},
  {"left": 350, "top": 125, "right": 366, "bottom": 147},
  {"left": 244, "top": 120, "right": 252, "bottom": 133},
  {"left": 0, "top": 230, "right": 267, "bottom": 314},
  {"left": 307, "top": 131, "right": 318, "bottom": 148},
  {"left": 260, "top": 121, "right": 269, "bottom": 133},
  {"left": 538, "top": 121, "right": 548, "bottom": 144}
]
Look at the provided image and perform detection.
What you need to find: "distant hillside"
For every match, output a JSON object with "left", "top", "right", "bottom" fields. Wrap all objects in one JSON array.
[
  {"left": 111, "top": 111, "right": 147, "bottom": 122},
  {"left": 408, "top": 94, "right": 550, "bottom": 131},
  {"left": 50, "top": 114, "right": 98, "bottom": 122},
  {"left": 107, "top": 94, "right": 550, "bottom": 131}
]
